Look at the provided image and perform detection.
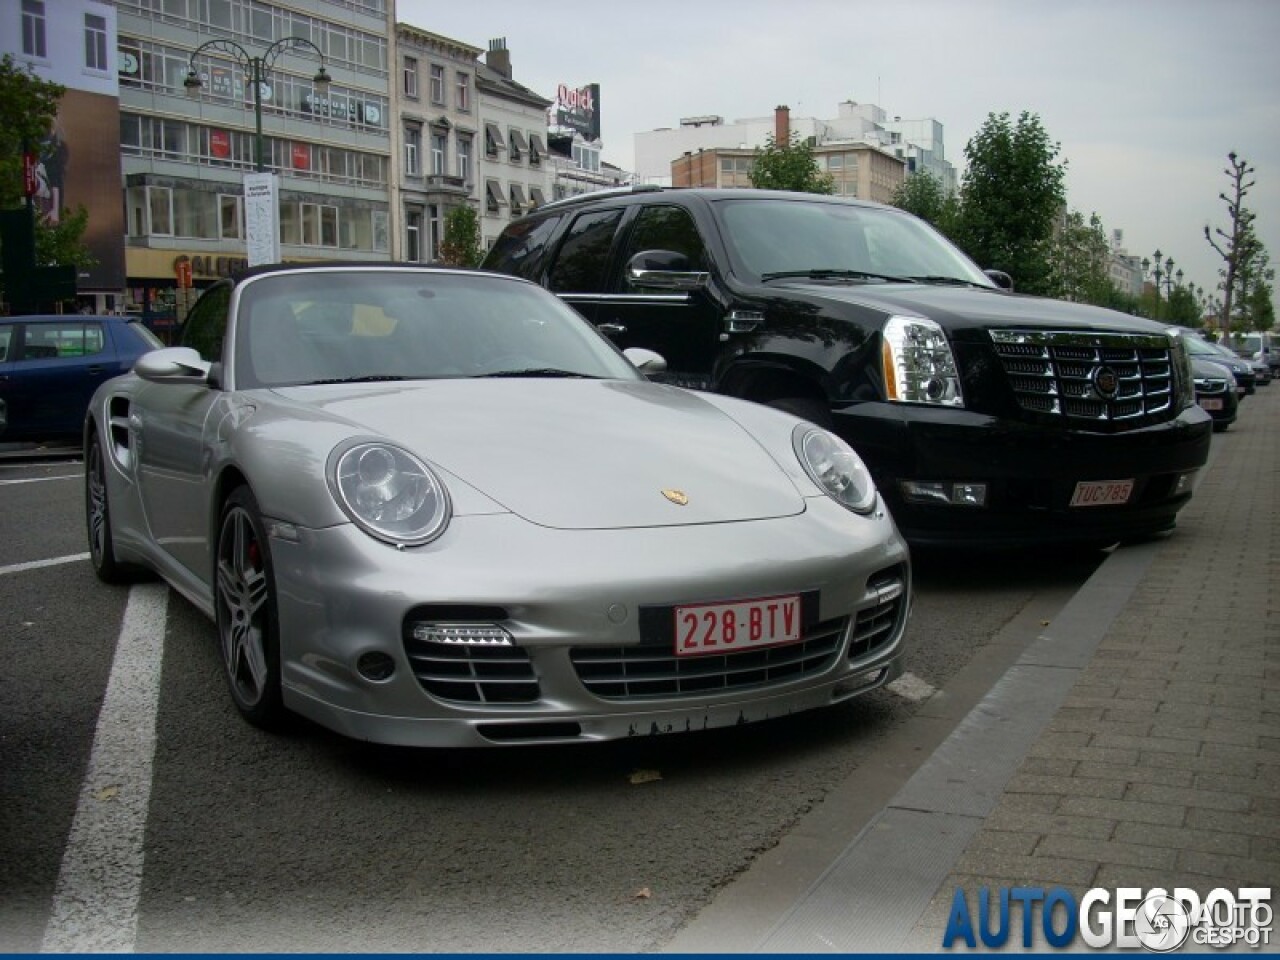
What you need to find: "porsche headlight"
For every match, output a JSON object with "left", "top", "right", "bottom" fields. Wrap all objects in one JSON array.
[
  {"left": 882, "top": 315, "right": 964, "bottom": 406},
  {"left": 329, "top": 442, "right": 450, "bottom": 545},
  {"left": 793, "top": 425, "right": 877, "bottom": 514}
]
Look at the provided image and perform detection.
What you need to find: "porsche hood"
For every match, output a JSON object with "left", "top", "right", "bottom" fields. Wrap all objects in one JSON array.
[{"left": 273, "top": 379, "right": 809, "bottom": 530}]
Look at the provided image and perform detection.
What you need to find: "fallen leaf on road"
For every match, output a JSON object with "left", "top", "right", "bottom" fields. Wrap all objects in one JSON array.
[
  {"left": 633, "top": 887, "right": 651, "bottom": 899},
  {"left": 628, "top": 769, "right": 662, "bottom": 785},
  {"left": 94, "top": 785, "right": 120, "bottom": 801}
]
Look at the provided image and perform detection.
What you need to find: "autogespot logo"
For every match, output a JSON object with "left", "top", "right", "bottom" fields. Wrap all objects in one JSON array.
[{"left": 942, "top": 885, "right": 1273, "bottom": 951}]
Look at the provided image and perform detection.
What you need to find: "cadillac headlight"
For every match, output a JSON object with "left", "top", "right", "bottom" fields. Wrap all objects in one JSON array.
[
  {"left": 882, "top": 315, "right": 964, "bottom": 406},
  {"left": 329, "top": 442, "right": 450, "bottom": 545},
  {"left": 793, "top": 425, "right": 877, "bottom": 514},
  {"left": 1166, "top": 331, "right": 1197, "bottom": 409}
]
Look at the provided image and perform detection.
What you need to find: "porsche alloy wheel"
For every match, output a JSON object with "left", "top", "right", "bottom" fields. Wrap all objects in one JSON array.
[
  {"left": 86, "top": 435, "right": 131, "bottom": 583},
  {"left": 215, "top": 487, "right": 284, "bottom": 728}
]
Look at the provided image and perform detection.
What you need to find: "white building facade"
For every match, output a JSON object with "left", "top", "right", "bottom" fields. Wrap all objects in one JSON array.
[{"left": 635, "top": 100, "right": 957, "bottom": 194}]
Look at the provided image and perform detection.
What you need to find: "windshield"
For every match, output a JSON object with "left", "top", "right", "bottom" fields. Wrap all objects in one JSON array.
[
  {"left": 234, "top": 271, "right": 642, "bottom": 389},
  {"left": 714, "top": 197, "right": 993, "bottom": 287}
]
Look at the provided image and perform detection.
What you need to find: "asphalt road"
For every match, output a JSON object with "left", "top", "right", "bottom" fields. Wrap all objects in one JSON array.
[{"left": 0, "top": 454, "right": 1102, "bottom": 952}]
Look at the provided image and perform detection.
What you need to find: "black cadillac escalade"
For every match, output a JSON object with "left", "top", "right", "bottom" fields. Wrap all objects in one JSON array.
[{"left": 483, "top": 187, "right": 1212, "bottom": 547}]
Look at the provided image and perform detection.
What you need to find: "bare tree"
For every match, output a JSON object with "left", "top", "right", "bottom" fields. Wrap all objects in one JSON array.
[{"left": 1204, "top": 152, "right": 1256, "bottom": 346}]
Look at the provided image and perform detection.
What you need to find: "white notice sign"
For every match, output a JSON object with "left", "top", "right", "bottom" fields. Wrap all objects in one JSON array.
[{"left": 243, "top": 172, "right": 280, "bottom": 267}]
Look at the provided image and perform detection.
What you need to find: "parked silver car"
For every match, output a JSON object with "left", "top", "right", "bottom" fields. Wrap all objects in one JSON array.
[{"left": 84, "top": 265, "right": 910, "bottom": 747}]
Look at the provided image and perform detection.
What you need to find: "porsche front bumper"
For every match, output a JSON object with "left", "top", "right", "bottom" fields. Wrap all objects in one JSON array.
[{"left": 268, "top": 496, "right": 911, "bottom": 747}]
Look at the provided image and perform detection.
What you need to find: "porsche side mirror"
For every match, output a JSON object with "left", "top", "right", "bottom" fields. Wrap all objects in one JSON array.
[
  {"left": 134, "top": 346, "right": 213, "bottom": 385},
  {"left": 626, "top": 250, "right": 709, "bottom": 291},
  {"left": 624, "top": 347, "right": 667, "bottom": 375}
]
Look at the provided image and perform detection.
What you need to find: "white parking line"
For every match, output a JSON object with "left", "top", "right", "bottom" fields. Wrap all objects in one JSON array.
[
  {"left": 41, "top": 583, "right": 169, "bottom": 953},
  {"left": 0, "top": 554, "right": 90, "bottom": 577},
  {"left": 886, "top": 671, "right": 938, "bottom": 702},
  {"left": 0, "top": 474, "right": 82, "bottom": 486}
]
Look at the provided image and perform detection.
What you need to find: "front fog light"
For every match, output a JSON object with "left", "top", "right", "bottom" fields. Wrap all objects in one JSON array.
[
  {"left": 356, "top": 651, "right": 397, "bottom": 682},
  {"left": 900, "top": 480, "right": 988, "bottom": 507},
  {"left": 1173, "top": 471, "right": 1198, "bottom": 495}
]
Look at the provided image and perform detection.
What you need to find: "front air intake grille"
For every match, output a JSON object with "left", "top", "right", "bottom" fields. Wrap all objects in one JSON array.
[
  {"left": 570, "top": 617, "right": 846, "bottom": 701},
  {"left": 849, "top": 565, "right": 907, "bottom": 661},
  {"left": 403, "top": 638, "right": 539, "bottom": 704},
  {"left": 991, "top": 330, "right": 1173, "bottom": 426}
]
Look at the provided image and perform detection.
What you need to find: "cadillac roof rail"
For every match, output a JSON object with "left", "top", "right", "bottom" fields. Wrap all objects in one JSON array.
[{"left": 536, "top": 184, "right": 666, "bottom": 212}]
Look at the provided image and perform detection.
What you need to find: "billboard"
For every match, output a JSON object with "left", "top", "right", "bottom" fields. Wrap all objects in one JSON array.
[
  {"left": 33, "top": 88, "right": 125, "bottom": 291},
  {"left": 555, "top": 83, "right": 600, "bottom": 142}
]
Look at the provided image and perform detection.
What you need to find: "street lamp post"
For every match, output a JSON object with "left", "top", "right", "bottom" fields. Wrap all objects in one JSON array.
[{"left": 184, "top": 37, "right": 331, "bottom": 173}]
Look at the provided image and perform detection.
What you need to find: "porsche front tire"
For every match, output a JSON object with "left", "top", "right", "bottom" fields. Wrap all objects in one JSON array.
[{"left": 215, "top": 486, "right": 286, "bottom": 729}]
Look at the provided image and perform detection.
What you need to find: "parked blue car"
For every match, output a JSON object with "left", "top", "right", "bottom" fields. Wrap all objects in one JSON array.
[{"left": 0, "top": 315, "right": 163, "bottom": 443}]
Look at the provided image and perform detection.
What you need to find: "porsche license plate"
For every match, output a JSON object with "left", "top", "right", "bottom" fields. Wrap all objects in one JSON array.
[
  {"left": 1199, "top": 397, "right": 1225, "bottom": 410},
  {"left": 675, "top": 595, "right": 802, "bottom": 657},
  {"left": 1070, "top": 479, "right": 1134, "bottom": 507}
]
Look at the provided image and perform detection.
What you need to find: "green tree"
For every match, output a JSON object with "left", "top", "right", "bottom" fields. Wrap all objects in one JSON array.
[
  {"left": 1204, "top": 152, "right": 1256, "bottom": 342},
  {"left": 0, "top": 53, "right": 94, "bottom": 303},
  {"left": 748, "top": 133, "right": 834, "bottom": 194},
  {"left": 889, "top": 169, "right": 958, "bottom": 237},
  {"left": 0, "top": 54, "right": 64, "bottom": 208},
  {"left": 951, "top": 111, "right": 1067, "bottom": 296},
  {"left": 438, "top": 205, "right": 483, "bottom": 267},
  {"left": 34, "top": 204, "right": 96, "bottom": 271},
  {"left": 1164, "top": 285, "right": 1202, "bottom": 327},
  {"left": 1048, "top": 209, "right": 1115, "bottom": 306}
]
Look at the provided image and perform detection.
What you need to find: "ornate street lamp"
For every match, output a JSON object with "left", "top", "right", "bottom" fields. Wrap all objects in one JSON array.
[{"left": 185, "top": 37, "right": 331, "bottom": 173}]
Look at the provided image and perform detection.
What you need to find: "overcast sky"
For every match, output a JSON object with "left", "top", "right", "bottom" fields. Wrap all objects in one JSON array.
[{"left": 398, "top": 0, "right": 1279, "bottom": 309}]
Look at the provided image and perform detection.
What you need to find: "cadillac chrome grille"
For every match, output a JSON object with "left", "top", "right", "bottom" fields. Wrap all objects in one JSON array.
[
  {"left": 404, "top": 640, "right": 539, "bottom": 704},
  {"left": 991, "top": 330, "right": 1173, "bottom": 423}
]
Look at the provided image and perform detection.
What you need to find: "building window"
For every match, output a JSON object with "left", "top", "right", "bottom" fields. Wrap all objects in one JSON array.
[
  {"left": 300, "top": 202, "right": 338, "bottom": 247},
  {"left": 455, "top": 72, "right": 469, "bottom": 111},
  {"left": 403, "top": 56, "right": 418, "bottom": 98},
  {"left": 219, "top": 194, "right": 242, "bottom": 239},
  {"left": 456, "top": 135, "right": 471, "bottom": 184},
  {"left": 147, "top": 186, "right": 173, "bottom": 236},
  {"left": 84, "top": 13, "right": 108, "bottom": 71},
  {"left": 484, "top": 179, "right": 505, "bottom": 214},
  {"left": 431, "top": 131, "right": 447, "bottom": 176},
  {"left": 22, "top": 0, "right": 47, "bottom": 58},
  {"left": 484, "top": 122, "right": 503, "bottom": 159},
  {"left": 406, "top": 209, "right": 422, "bottom": 262},
  {"left": 428, "top": 205, "right": 441, "bottom": 260},
  {"left": 429, "top": 64, "right": 444, "bottom": 104},
  {"left": 404, "top": 125, "right": 421, "bottom": 176},
  {"left": 508, "top": 129, "right": 527, "bottom": 163}
]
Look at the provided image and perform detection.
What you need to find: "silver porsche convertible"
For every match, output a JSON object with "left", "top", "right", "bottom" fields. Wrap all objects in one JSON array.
[{"left": 84, "top": 264, "right": 910, "bottom": 747}]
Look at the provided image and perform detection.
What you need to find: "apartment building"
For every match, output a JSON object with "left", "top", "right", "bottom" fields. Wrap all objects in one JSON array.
[
  {"left": 391, "top": 24, "right": 478, "bottom": 261},
  {"left": 475, "top": 39, "right": 552, "bottom": 250},
  {"left": 637, "top": 99, "right": 955, "bottom": 195},
  {"left": 115, "top": 0, "right": 394, "bottom": 327},
  {"left": 670, "top": 107, "right": 906, "bottom": 204}
]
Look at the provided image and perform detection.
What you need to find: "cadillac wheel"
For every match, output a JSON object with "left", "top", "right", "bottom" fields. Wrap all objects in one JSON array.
[{"left": 215, "top": 487, "right": 284, "bottom": 728}]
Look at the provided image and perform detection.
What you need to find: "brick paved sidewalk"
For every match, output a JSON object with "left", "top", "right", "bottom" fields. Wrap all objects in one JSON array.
[{"left": 905, "top": 382, "right": 1280, "bottom": 949}]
